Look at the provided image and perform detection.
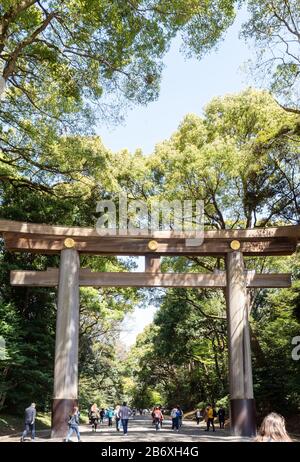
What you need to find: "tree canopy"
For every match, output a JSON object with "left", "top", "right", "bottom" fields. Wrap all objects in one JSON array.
[
  {"left": 242, "top": 0, "right": 300, "bottom": 113},
  {"left": 0, "top": 0, "right": 236, "bottom": 192}
]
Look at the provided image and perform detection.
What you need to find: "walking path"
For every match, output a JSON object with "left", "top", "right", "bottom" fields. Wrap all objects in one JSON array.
[{"left": 0, "top": 415, "right": 252, "bottom": 442}]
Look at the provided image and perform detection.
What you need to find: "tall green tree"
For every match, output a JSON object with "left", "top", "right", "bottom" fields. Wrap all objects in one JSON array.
[
  {"left": 0, "top": 0, "right": 236, "bottom": 191},
  {"left": 148, "top": 89, "right": 300, "bottom": 230}
]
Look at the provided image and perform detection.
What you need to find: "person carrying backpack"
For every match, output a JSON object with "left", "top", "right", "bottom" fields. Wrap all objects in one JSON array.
[
  {"left": 153, "top": 406, "right": 163, "bottom": 431},
  {"left": 171, "top": 406, "right": 180, "bottom": 432},
  {"left": 65, "top": 406, "right": 81, "bottom": 442},
  {"left": 90, "top": 403, "right": 99, "bottom": 432}
]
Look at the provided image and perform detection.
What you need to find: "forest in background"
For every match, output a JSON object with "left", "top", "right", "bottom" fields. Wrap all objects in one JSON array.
[{"left": 0, "top": 1, "right": 299, "bottom": 420}]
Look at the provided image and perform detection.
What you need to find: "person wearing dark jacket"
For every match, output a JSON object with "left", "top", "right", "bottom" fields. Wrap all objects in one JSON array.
[
  {"left": 100, "top": 408, "right": 105, "bottom": 424},
  {"left": 217, "top": 407, "right": 226, "bottom": 429},
  {"left": 20, "top": 403, "right": 36, "bottom": 442}
]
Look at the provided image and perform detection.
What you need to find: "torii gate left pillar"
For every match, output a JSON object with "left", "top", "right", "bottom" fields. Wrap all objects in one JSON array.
[
  {"left": 51, "top": 248, "right": 80, "bottom": 438},
  {"left": 226, "top": 250, "right": 256, "bottom": 437}
]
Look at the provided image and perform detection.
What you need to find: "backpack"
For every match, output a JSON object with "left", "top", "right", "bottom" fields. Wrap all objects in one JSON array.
[
  {"left": 171, "top": 409, "right": 177, "bottom": 418},
  {"left": 213, "top": 409, "right": 217, "bottom": 418},
  {"left": 154, "top": 409, "right": 161, "bottom": 419},
  {"left": 68, "top": 413, "right": 79, "bottom": 426}
]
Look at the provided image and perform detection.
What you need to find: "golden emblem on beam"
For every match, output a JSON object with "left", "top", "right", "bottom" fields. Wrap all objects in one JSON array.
[
  {"left": 230, "top": 240, "right": 241, "bottom": 250},
  {"left": 148, "top": 240, "right": 158, "bottom": 251},
  {"left": 64, "top": 237, "right": 75, "bottom": 248}
]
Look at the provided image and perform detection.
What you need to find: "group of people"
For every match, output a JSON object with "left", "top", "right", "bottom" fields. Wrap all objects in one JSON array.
[
  {"left": 20, "top": 402, "right": 293, "bottom": 443},
  {"left": 66, "top": 402, "right": 132, "bottom": 442},
  {"left": 88, "top": 403, "right": 136, "bottom": 433},
  {"left": 194, "top": 404, "right": 226, "bottom": 432},
  {"left": 194, "top": 405, "right": 292, "bottom": 442},
  {"left": 150, "top": 405, "right": 184, "bottom": 432}
]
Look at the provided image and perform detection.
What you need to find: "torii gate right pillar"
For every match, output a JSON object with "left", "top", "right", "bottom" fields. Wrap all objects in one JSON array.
[{"left": 226, "top": 250, "right": 256, "bottom": 437}]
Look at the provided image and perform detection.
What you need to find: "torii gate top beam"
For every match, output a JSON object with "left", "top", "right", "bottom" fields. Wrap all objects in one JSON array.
[{"left": 0, "top": 219, "right": 299, "bottom": 256}]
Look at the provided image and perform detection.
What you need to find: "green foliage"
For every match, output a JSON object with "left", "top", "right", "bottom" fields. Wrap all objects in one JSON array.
[
  {"left": 241, "top": 0, "right": 300, "bottom": 111},
  {"left": 125, "top": 289, "right": 228, "bottom": 410},
  {"left": 0, "top": 412, "right": 51, "bottom": 436},
  {"left": 148, "top": 89, "right": 300, "bottom": 230},
  {"left": 0, "top": 0, "right": 237, "bottom": 192},
  {"left": 215, "top": 395, "right": 229, "bottom": 409},
  {"left": 251, "top": 261, "right": 300, "bottom": 413},
  {"left": 131, "top": 384, "right": 163, "bottom": 409}
]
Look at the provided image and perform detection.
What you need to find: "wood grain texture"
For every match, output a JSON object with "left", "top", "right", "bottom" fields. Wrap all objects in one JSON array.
[
  {"left": 1, "top": 219, "right": 300, "bottom": 240},
  {"left": 10, "top": 269, "right": 291, "bottom": 288},
  {"left": 53, "top": 249, "right": 79, "bottom": 401},
  {"left": 4, "top": 234, "right": 297, "bottom": 256}
]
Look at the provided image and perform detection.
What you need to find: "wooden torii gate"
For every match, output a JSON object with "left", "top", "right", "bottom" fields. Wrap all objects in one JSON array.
[{"left": 1, "top": 219, "right": 299, "bottom": 438}]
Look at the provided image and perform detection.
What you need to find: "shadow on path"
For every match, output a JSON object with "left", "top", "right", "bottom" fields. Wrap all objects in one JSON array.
[{"left": 0, "top": 416, "right": 252, "bottom": 443}]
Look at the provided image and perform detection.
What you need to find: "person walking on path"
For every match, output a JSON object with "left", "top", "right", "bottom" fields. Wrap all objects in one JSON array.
[
  {"left": 65, "top": 406, "right": 81, "bottom": 442},
  {"left": 204, "top": 404, "right": 215, "bottom": 432},
  {"left": 171, "top": 406, "right": 180, "bottom": 432},
  {"left": 114, "top": 405, "right": 121, "bottom": 432},
  {"left": 153, "top": 406, "right": 163, "bottom": 431},
  {"left": 106, "top": 407, "right": 114, "bottom": 426},
  {"left": 90, "top": 403, "right": 99, "bottom": 432},
  {"left": 195, "top": 409, "right": 202, "bottom": 425},
  {"left": 20, "top": 403, "right": 36, "bottom": 442},
  {"left": 255, "top": 413, "right": 292, "bottom": 442},
  {"left": 99, "top": 408, "right": 105, "bottom": 424},
  {"left": 217, "top": 407, "right": 225, "bottom": 429},
  {"left": 119, "top": 402, "right": 132, "bottom": 435}
]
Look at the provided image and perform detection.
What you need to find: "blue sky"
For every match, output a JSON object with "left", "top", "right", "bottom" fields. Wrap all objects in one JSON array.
[
  {"left": 97, "top": 8, "right": 254, "bottom": 156},
  {"left": 103, "top": 9, "right": 255, "bottom": 346}
]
